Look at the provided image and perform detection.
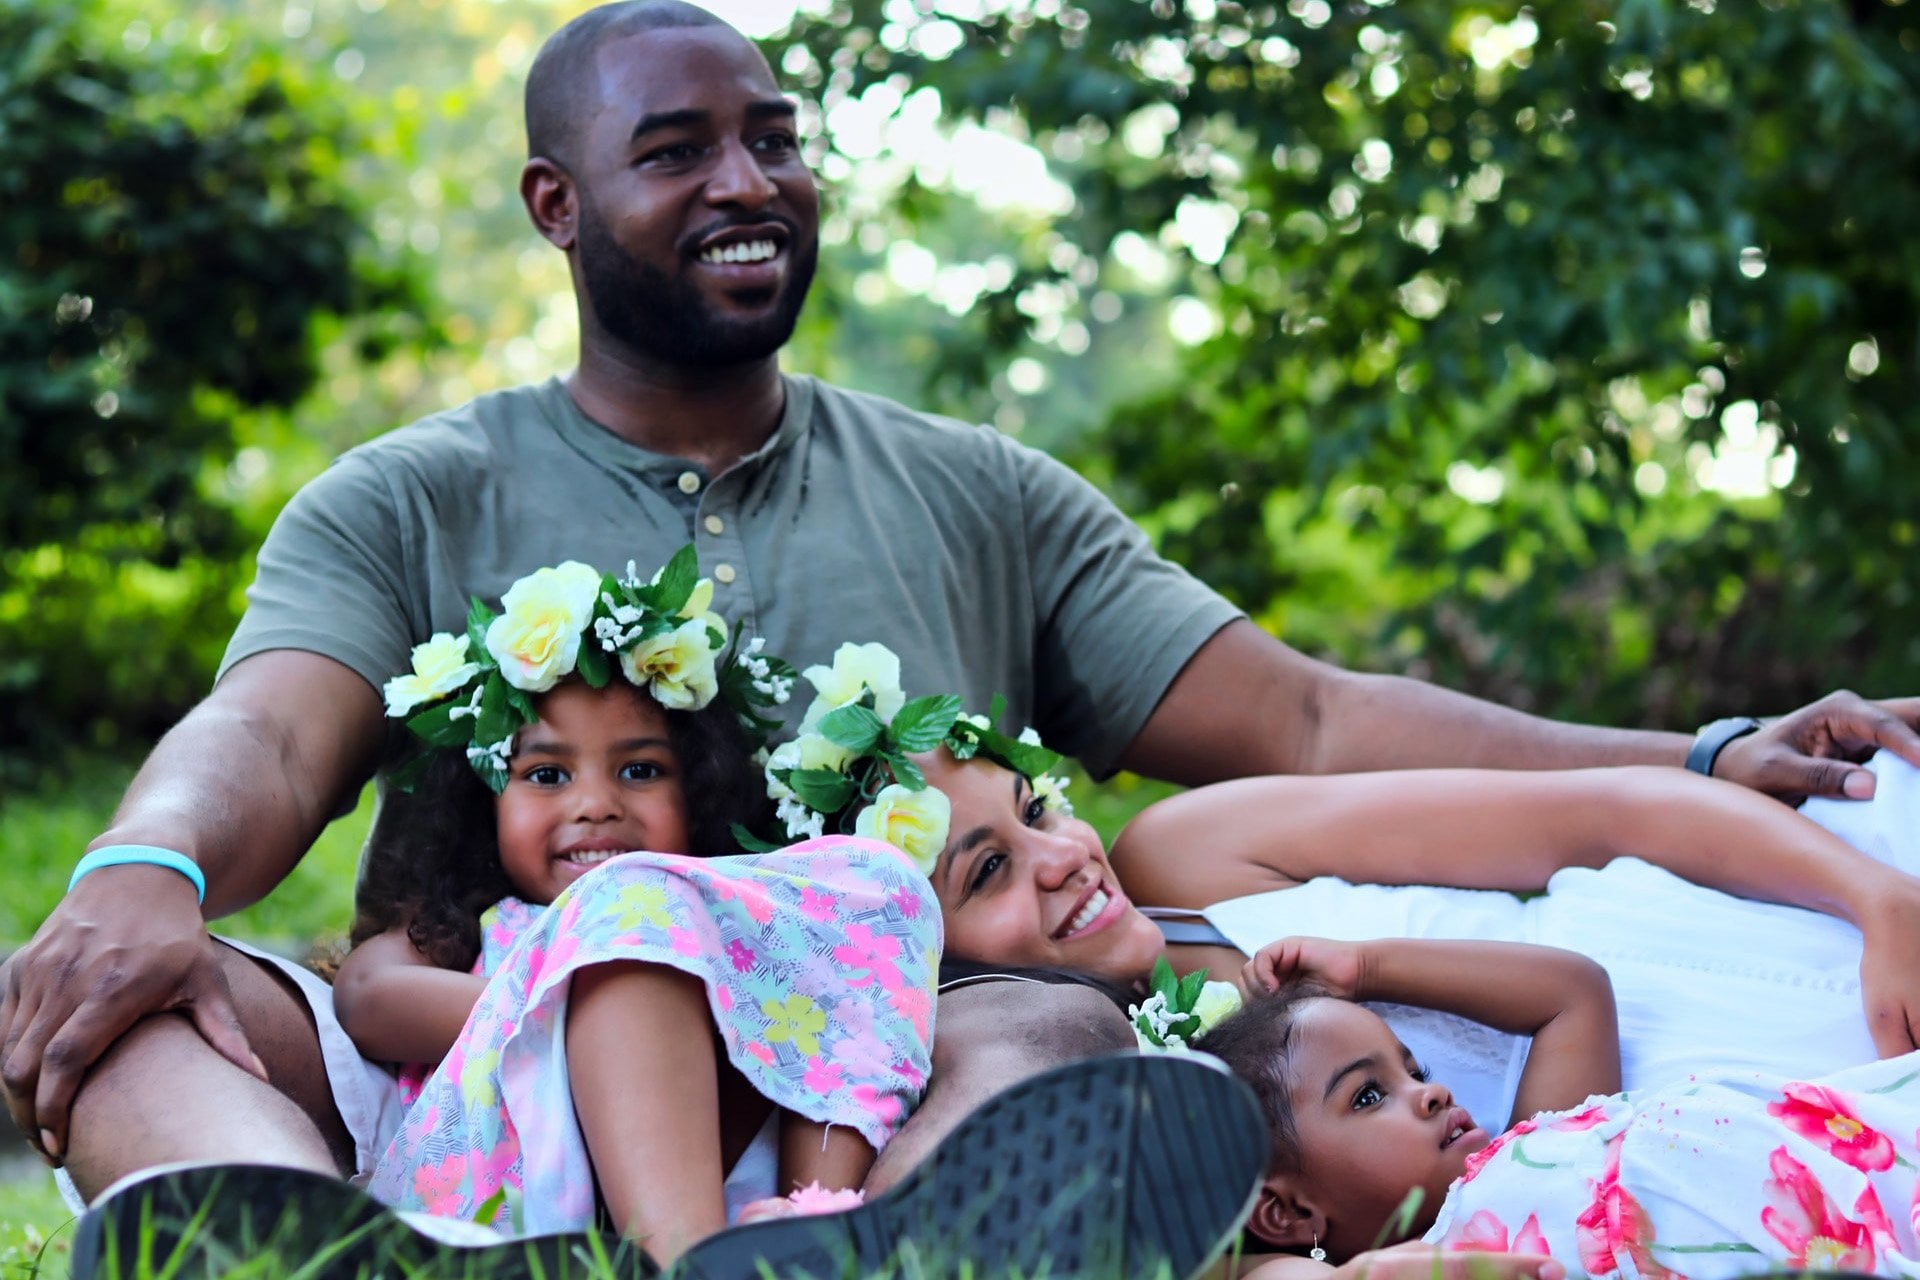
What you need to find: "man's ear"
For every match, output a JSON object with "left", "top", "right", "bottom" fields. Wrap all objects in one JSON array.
[
  {"left": 1246, "top": 1173, "right": 1325, "bottom": 1251},
  {"left": 522, "top": 158, "right": 578, "bottom": 250}
]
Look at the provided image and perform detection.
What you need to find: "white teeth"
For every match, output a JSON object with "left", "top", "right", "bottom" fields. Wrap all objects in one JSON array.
[
  {"left": 1067, "top": 888, "right": 1109, "bottom": 935},
  {"left": 700, "top": 239, "right": 778, "bottom": 264},
  {"left": 562, "top": 850, "right": 627, "bottom": 867}
]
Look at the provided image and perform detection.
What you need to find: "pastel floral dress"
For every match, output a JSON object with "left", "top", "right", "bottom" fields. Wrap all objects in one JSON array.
[
  {"left": 1426, "top": 1051, "right": 1920, "bottom": 1278},
  {"left": 366, "top": 836, "right": 940, "bottom": 1235}
]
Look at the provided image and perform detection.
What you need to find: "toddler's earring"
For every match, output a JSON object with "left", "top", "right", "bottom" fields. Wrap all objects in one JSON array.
[{"left": 1310, "top": 1233, "right": 1327, "bottom": 1263}]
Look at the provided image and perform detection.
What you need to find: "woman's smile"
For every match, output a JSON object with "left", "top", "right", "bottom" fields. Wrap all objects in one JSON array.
[{"left": 1054, "top": 880, "right": 1131, "bottom": 941}]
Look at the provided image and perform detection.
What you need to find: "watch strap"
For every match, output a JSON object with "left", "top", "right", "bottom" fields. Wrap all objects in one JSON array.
[{"left": 1685, "top": 716, "right": 1763, "bottom": 777}]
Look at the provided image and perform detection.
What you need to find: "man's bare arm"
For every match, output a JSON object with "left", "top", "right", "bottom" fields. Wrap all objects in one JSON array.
[
  {"left": 1119, "top": 619, "right": 1920, "bottom": 799},
  {"left": 0, "top": 650, "right": 384, "bottom": 1159}
]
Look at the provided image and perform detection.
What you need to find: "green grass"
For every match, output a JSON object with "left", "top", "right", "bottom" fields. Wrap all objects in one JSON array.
[
  {"left": 1, "top": 756, "right": 373, "bottom": 950},
  {"left": 0, "top": 1172, "right": 77, "bottom": 1279}
]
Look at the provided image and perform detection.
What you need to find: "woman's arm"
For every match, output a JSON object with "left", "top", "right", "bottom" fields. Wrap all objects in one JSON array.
[
  {"left": 1250, "top": 937, "right": 1620, "bottom": 1124},
  {"left": 1119, "top": 765, "right": 1920, "bottom": 1055},
  {"left": 1115, "top": 765, "right": 1908, "bottom": 924},
  {"left": 332, "top": 926, "right": 487, "bottom": 1064}
]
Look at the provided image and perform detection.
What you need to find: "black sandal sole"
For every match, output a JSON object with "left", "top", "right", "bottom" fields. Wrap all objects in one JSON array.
[{"left": 676, "top": 1052, "right": 1266, "bottom": 1280}]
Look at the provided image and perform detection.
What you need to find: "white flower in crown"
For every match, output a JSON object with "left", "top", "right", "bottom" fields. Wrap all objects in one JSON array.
[
  {"left": 799, "top": 642, "right": 905, "bottom": 732},
  {"left": 776, "top": 794, "right": 827, "bottom": 842},
  {"left": 853, "top": 783, "right": 951, "bottom": 875},
  {"left": 485, "top": 561, "right": 602, "bottom": 692},
  {"left": 1129, "top": 991, "right": 1176, "bottom": 1049},
  {"left": 384, "top": 634, "right": 482, "bottom": 716},
  {"left": 1031, "top": 772, "right": 1072, "bottom": 815},
  {"left": 621, "top": 617, "right": 721, "bottom": 711},
  {"left": 764, "top": 733, "right": 857, "bottom": 802}
]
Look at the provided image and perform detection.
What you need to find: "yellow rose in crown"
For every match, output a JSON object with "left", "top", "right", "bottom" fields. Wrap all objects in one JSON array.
[
  {"left": 383, "top": 633, "right": 482, "bottom": 716},
  {"left": 855, "top": 783, "right": 951, "bottom": 875},
  {"left": 622, "top": 617, "right": 720, "bottom": 710},
  {"left": 800, "top": 642, "right": 906, "bottom": 731},
  {"left": 484, "top": 561, "right": 602, "bottom": 691},
  {"left": 1191, "top": 981, "right": 1243, "bottom": 1033}
]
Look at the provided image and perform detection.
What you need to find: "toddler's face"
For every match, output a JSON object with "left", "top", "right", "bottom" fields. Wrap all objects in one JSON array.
[
  {"left": 1285, "top": 998, "right": 1491, "bottom": 1256},
  {"left": 493, "top": 680, "right": 691, "bottom": 902}
]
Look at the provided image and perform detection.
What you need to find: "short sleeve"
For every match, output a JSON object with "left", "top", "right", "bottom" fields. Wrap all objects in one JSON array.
[
  {"left": 218, "top": 450, "right": 418, "bottom": 693},
  {"left": 1014, "top": 442, "right": 1243, "bottom": 777}
]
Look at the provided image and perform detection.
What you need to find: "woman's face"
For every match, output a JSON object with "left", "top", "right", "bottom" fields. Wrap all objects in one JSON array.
[{"left": 917, "top": 749, "right": 1165, "bottom": 988}]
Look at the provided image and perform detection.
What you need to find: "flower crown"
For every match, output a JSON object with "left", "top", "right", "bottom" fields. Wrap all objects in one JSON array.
[
  {"left": 744, "top": 641, "right": 1072, "bottom": 873},
  {"left": 383, "top": 545, "right": 795, "bottom": 792},
  {"left": 1128, "top": 957, "right": 1242, "bottom": 1053}
]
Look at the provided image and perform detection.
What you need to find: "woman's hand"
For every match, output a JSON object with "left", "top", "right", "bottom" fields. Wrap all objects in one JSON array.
[
  {"left": 1854, "top": 876, "right": 1920, "bottom": 1057},
  {"left": 1244, "top": 936, "right": 1367, "bottom": 998}
]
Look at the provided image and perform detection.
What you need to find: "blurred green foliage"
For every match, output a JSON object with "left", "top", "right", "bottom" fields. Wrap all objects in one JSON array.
[
  {"left": 3, "top": 0, "right": 1917, "bottom": 800},
  {"left": 786, "top": 0, "right": 1920, "bottom": 724},
  {"left": 0, "top": 0, "right": 436, "bottom": 775}
]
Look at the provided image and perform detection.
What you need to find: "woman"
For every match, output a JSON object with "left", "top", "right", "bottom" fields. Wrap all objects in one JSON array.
[{"left": 915, "top": 743, "right": 1920, "bottom": 1131}]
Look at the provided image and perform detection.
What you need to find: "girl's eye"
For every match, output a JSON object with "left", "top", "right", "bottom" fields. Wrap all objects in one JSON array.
[
  {"left": 1022, "top": 794, "right": 1047, "bottom": 826},
  {"left": 753, "top": 131, "right": 799, "bottom": 155},
  {"left": 1352, "top": 1083, "right": 1384, "bottom": 1110},
  {"left": 620, "top": 761, "right": 666, "bottom": 782},
  {"left": 525, "top": 765, "right": 565, "bottom": 786},
  {"left": 969, "top": 851, "right": 1007, "bottom": 894},
  {"left": 1411, "top": 1063, "right": 1431, "bottom": 1083}
]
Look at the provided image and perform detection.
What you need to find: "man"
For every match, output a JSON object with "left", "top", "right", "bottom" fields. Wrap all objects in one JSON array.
[{"left": 6, "top": 0, "right": 1918, "bottom": 1236}]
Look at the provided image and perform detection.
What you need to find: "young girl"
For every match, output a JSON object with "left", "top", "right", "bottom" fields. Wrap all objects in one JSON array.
[
  {"left": 1203, "top": 934, "right": 1920, "bottom": 1280},
  {"left": 332, "top": 554, "right": 941, "bottom": 1265}
]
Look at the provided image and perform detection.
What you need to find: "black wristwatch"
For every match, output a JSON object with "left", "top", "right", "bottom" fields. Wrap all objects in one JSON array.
[{"left": 1685, "top": 716, "right": 1763, "bottom": 777}]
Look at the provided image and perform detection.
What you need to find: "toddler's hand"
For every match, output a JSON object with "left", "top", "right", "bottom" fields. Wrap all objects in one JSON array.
[
  {"left": 1244, "top": 936, "right": 1367, "bottom": 998},
  {"left": 1342, "top": 1243, "right": 1564, "bottom": 1280}
]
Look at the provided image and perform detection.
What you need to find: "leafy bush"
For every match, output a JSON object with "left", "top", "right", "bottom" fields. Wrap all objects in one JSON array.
[{"left": 0, "top": 0, "right": 433, "bottom": 779}]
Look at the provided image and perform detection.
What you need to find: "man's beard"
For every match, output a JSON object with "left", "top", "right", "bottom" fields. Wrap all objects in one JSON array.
[{"left": 576, "top": 202, "right": 817, "bottom": 368}]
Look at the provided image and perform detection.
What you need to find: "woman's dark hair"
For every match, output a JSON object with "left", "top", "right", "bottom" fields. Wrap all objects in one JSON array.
[
  {"left": 350, "top": 680, "right": 773, "bottom": 972},
  {"left": 1193, "top": 978, "right": 1334, "bottom": 1175}
]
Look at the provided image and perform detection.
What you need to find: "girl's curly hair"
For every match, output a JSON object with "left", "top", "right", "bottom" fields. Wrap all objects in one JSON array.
[{"left": 349, "top": 680, "right": 773, "bottom": 972}]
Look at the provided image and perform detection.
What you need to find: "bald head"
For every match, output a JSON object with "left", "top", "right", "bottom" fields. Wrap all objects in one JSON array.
[{"left": 525, "top": 0, "right": 745, "bottom": 171}]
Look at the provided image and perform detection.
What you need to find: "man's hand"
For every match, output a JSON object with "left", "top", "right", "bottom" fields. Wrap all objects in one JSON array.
[
  {"left": 1714, "top": 692, "right": 1920, "bottom": 805},
  {"left": 0, "top": 868, "right": 265, "bottom": 1163},
  {"left": 1244, "top": 936, "right": 1367, "bottom": 998}
]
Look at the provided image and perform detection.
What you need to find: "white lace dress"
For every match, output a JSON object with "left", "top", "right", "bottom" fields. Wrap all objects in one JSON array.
[{"left": 1197, "top": 752, "right": 1920, "bottom": 1131}]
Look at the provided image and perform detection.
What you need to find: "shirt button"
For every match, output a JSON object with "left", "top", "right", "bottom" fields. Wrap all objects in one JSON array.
[
  {"left": 714, "top": 563, "right": 737, "bottom": 584},
  {"left": 704, "top": 515, "right": 724, "bottom": 535},
  {"left": 676, "top": 471, "right": 701, "bottom": 495}
]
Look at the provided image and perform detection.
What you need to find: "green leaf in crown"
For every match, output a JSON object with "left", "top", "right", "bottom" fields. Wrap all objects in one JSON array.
[
  {"left": 761, "top": 641, "right": 1073, "bottom": 870},
  {"left": 379, "top": 545, "right": 789, "bottom": 796}
]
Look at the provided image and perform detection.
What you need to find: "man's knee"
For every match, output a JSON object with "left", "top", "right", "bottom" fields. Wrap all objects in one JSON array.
[
  {"left": 867, "top": 981, "right": 1134, "bottom": 1195},
  {"left": 933, "top": 980, "right": 1133, "bottom": 1074},
  {"left": 64, "top": 1011, "right": 343, "bottom": 1200}
]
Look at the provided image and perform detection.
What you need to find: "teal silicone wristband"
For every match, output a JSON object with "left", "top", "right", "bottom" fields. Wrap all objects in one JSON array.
[{"left": 68, "top": 845, "right": 207, "bottom": 904}]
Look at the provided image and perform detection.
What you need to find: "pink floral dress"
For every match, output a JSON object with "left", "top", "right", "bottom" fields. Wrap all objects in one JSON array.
[
  {"left": 1427, "top": 1051, "right": 1920, "bottom": 1278},
  {"left": 366, "top": 836, "right": 940, "bottom": 1235}
]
